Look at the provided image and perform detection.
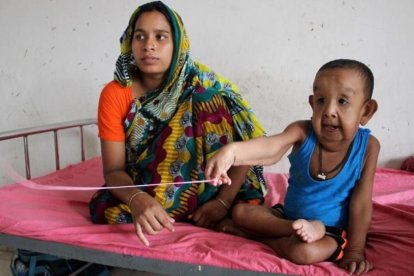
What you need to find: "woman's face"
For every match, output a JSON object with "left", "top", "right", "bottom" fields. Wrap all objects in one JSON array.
[{"left": 131, "top": 11, "right": 174, "bottom": 80}]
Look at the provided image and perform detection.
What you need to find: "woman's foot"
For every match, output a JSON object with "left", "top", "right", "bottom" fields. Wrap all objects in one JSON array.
[
  {"left": 292, "top": 219, "right": 325, "bottom": 243},
  {"left": 215, "top": 218, "right": 250, "bottom": 238}
]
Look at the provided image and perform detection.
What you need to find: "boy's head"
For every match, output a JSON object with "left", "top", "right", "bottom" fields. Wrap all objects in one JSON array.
[
  {"left": 316, "top": 59, "right": 374, "bottom": 100},
  {"left": 309, "top": 59, "right": 378, "bottom": 144}
]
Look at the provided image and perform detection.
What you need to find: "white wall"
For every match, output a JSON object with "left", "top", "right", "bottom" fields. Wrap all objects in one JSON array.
[{"left": 1, "top": 0, "right": 413, "bottom": 184}]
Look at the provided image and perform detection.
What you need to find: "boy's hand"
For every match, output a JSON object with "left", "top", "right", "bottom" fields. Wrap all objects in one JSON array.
[
  {"left": 338, "top": 250, "right": 373, "bottom": 275},
  {"left": 205, "top": 145, "right": 236, "bottom": 185},
  {"left": 209, "top": 175, "right": 232, "bottom": 186}
]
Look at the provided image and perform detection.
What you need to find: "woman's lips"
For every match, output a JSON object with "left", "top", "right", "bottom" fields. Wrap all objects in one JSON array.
[{"left": 141, "top": 56, "right": 158, "bottom": 65}]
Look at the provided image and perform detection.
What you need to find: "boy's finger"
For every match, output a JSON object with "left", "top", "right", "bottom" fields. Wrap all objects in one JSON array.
[
  {"left": 204, "top": 164, "right": 212, "bottom": 179},
  {"left": 221, "top": 173, "right": 232, "bottom": 185},
  {"left": 347, "top": 261, "right": 356, "bottom": 274},
  {"left": 209, "top": 178, "right": 222, "bottom": 186}
]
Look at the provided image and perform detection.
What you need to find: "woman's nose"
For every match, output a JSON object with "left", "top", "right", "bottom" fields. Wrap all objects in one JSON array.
[{"left": 144, "top": 38, "right": 156, "bottom": 51}]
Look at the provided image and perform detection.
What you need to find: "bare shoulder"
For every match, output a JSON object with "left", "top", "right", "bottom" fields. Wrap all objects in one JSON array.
[
  {"left": 284, "top": 120, "right": 309, "bottom": 139},
  {"left": 282, "top": 120, "right": 309, "bottom": 151},
  {"left": 361, "top": 135, "right": 380, "bottom": 176},
  {"left": 368, "top": 135, "right": 380, "bottom": 149},
  {"left": 367, "top": 135, "right": 381, "bottom": 157}
]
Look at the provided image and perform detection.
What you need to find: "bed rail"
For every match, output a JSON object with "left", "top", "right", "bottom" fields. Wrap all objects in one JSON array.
[{"left": 0, "top": 118, "right": 97, "bottom": 179}]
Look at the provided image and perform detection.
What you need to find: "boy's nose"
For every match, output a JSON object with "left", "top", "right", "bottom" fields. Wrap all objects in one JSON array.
[{"left": 323, "top": 103, "right": 337, "bottom": 118}]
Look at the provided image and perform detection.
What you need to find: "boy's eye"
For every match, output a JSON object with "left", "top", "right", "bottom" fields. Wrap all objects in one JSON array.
[
  {"left": 338, "top": 98, "right": 348, "bottom": 105},
  {"left": 316, "top": 97, "right": 324, "bottom": 104}
]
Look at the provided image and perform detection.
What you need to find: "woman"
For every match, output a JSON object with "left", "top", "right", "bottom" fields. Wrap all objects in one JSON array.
[{"left": 89, "top": 1, "right": 267, "bottom": 246}]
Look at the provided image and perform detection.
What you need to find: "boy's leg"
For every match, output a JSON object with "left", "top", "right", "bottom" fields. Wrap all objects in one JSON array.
[
  {"left": 232, "top": 203, "right": 325, "bottom": 242},
  {"left": 292, "top": 219, "right": 325, "bottom": 242},
  {"left": 231, "top": 203, "right": 294, "bottom": 237},
  {"left": 229, "top": 203, "right": 338, "bottom": 264},
  {"left": 262, "top": 235, "right": 338, "bottom": 265}
]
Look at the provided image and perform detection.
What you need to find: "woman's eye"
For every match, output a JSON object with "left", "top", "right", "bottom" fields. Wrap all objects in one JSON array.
[
  {"left": 134, "top": 34, "right": 145, "bottom": 40},
  {"left": 157, "top": 34, "right": 167, "bottom": 41}
]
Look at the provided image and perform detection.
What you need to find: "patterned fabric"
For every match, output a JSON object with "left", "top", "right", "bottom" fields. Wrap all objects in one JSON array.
[{"left": 90, "top": 1, "right": 267, "bottom": 224}]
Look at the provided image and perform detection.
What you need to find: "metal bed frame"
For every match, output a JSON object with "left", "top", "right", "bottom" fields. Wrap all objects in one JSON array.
[
  {"left": 0, "top": 118, "right": 96, "bottom": 180},
  {"left": 0, "top": 119, "right": 284, "bottom": 276}
]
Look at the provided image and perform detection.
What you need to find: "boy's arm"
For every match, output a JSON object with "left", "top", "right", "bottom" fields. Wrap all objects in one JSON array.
[
  {"left": 205, "top": 120, "right": 308, "bottom": 183},
  {"left": 339, "top": 135, "right": 380, "bottom": 274},
  {"left": 235, "top": 120, "right": 308, "bottom": 166}
]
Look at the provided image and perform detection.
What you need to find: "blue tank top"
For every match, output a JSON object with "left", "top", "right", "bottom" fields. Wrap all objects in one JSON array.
[{"left": 284, "top": 121, "right": 371, "bottom": 228}]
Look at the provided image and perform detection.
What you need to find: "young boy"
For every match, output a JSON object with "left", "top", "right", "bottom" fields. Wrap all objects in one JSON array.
[{"left": 205, "top": 59, "right": 379, "bottom": 275}]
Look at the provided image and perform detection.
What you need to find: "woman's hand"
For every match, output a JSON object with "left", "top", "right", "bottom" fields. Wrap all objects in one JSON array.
[
  {"left": 188, "top": 198, "right": 229, "bottom": 229},
  {"left": 129, "top": 192, "right": 175, "bottom": 246}
]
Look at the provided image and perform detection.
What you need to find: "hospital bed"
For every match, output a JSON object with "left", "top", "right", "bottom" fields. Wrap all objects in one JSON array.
[{"left": 0, "top": 119, "right": 413, "bottom": 275}]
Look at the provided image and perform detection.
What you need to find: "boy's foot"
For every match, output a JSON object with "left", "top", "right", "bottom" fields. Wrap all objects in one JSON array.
[{"left": 292, "top": 219, "right": 325, "bottom": 243}]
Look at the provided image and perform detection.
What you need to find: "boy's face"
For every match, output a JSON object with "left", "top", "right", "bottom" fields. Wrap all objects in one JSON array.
[{"left": 309, "top": 68, "right": 371, "bottom": 147}]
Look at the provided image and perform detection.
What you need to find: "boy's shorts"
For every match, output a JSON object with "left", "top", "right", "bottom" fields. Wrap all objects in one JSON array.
[{"left": 272, "top": 204, "right": 348, "bottom": 261}]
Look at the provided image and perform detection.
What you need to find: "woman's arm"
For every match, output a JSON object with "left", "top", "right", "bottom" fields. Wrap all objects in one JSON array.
[
  {"left": 101, "top": 140, "right": 175, "bottom": 246},
  {"left": 338, "top": 135, "right": 380, "bottom": 274},
  {"left": 189, "top": 165, "right": 250, "bottom": 228},
  {"left": 101, "top": 140, "right": 137, "bottom": 201}
]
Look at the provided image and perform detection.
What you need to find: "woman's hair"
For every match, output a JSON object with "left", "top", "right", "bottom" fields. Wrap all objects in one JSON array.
[
  {"left": 128, "top": 1, "right": 173, "bottom": 45},
  {"left": 317, "top": 59, "right": 374, "bottom": 99}
]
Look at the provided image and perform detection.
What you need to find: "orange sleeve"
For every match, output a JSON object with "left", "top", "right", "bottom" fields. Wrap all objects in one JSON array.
[{"left": 98, "top": 80, "right": 133, "bottom": 141}]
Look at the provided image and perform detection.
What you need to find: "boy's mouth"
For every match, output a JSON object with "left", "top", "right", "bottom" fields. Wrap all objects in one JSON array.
[{"left": 323, "top": 124, "right": 340, "bottom": 131}]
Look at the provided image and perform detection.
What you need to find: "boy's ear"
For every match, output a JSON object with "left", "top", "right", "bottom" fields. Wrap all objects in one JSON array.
[
  {"left": 308, "top": 95, "right": 314, "bottom": 109},
  {"left": 360, "top": 99, "right": 378, "bottom": 126}
]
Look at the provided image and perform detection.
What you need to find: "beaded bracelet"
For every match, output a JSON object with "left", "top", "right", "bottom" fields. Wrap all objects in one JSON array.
[
  {"left": 216, "top": 198, "right": 230, "bottom": 210},
  {"left": 128, "top": 191, "right": 146, "bottom": 209}
]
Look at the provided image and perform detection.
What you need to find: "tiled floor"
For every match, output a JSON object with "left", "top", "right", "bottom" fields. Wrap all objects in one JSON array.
[
  {"left": 0, "top": 247, "right": 164, "bottom": 276},
  {"left": 0, "top": 247, "right": 13, "bottom": 276}
]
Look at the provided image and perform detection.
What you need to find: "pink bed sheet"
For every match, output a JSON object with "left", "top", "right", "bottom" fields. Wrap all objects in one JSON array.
[{"left": 0, "top": 157, "right": 413, "bottom": 275}]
